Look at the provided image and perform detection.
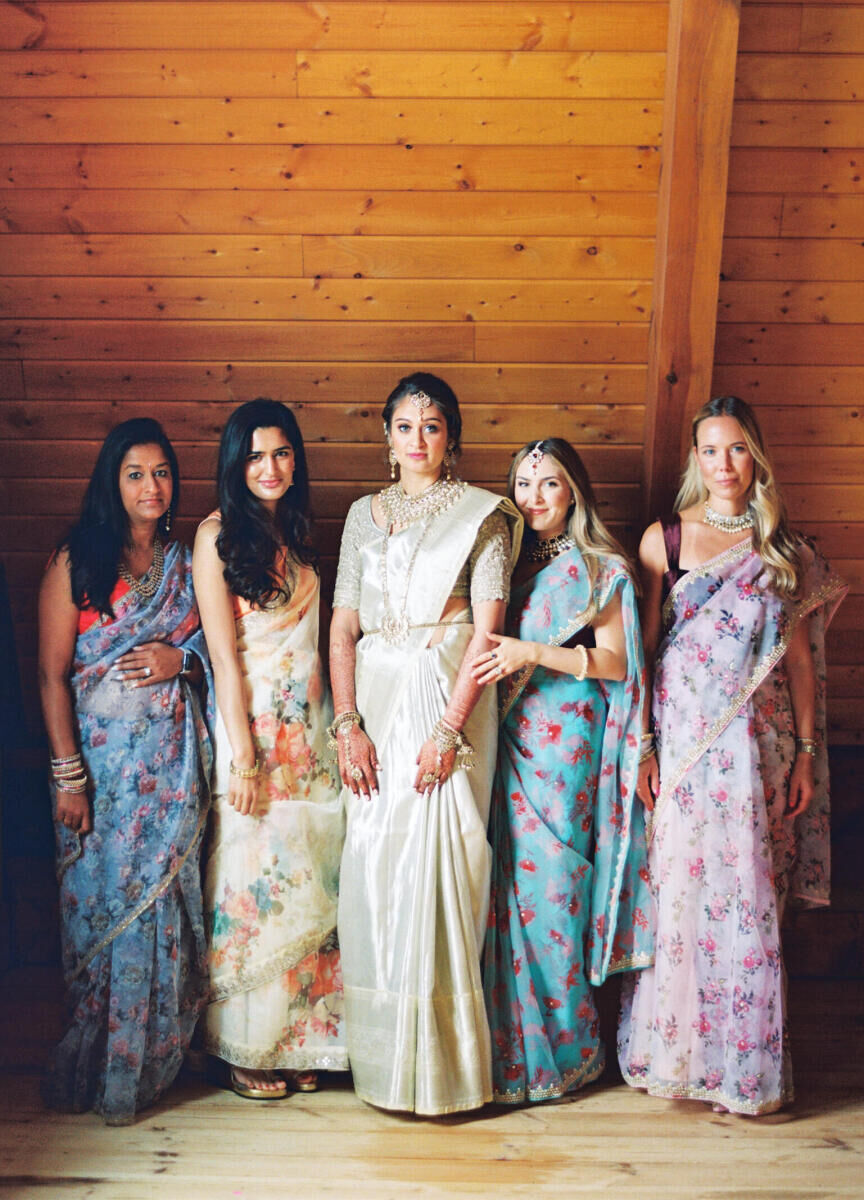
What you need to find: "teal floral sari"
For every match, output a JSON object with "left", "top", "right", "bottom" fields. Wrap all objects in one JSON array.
[{"left": 484, "top": 547, "right": 654, "bottom": 1103}]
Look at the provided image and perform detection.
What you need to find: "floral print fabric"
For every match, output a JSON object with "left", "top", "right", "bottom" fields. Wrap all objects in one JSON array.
[
  {"left": 618, "top": 539, "right": 846, "bottom": 1114},
  {"left": 203, "top": 565, "right": 347, "bottom": 1070},
  {"left": 44, "top": 544, "right": 213, "bottom": 1125},
  {"left": 484, "top": 549, "right": 654, "bottom": 1103}
]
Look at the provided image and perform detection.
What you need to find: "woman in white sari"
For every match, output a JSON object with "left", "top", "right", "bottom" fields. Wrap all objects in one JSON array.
[
  {"left": 194, "top": 399, "right": 345, "bottom": 1100},
  {"left": 330, "top": 372, "right": 521, "bottom": 1114}
]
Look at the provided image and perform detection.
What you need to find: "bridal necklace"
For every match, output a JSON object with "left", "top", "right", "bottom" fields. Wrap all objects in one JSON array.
[
  {"left": 703, "top": 502, "right": 754, "bottom": 534},
  {"left": 524, "top": 531, "right": 575, "bottom": 562},
  {"left": 118, "top": 538, "right": 164, "bottom": 599},
  {"left": 379, "top": 477, "right": 465, "bottom": 530},
  {"left": 378, "top": 478, "right": 465, "bottom": 645}
]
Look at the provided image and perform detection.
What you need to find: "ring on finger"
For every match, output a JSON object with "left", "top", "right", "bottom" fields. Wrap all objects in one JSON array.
[
  {"left": 421, "top": 772, "right": 436, "bottom": 784},
  {"left": 144, "top": 666, "right": 152, "bottom": 677},
  {"left": 350, "top": 765, "right": 363, "bottom": 781}
]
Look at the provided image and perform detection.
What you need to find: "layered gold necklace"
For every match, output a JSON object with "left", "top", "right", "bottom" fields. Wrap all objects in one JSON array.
[{"left": 118, "top": 538, "right": 164, "bottom": 599}]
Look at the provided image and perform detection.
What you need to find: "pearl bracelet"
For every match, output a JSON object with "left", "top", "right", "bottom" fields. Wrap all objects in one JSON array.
[{"left": 573, "top": 643, "right": 588, "bottom": 683}]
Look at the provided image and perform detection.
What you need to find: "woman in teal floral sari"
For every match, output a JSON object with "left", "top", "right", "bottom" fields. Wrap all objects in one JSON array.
[
  {"left": 473, "top": 439, "right": 654, "bottom": 1103},
  {"left": 39, "top": 419, "right": 212, "bottom": 1125}
]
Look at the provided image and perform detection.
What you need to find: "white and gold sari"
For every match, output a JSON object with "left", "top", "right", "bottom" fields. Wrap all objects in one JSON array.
[{"left": 334, "top": 485, "right": 519, "bottom": 1114}]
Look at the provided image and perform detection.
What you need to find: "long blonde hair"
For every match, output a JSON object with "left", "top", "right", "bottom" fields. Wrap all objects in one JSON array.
[
  {"left": 675, "top": 396, "right": 802, "bottom": 597},
  {"left": 509, "top": 438, "right": 635, "bottom": 592}
]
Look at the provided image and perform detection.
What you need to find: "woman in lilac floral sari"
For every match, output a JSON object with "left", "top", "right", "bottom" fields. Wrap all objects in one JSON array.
[
  {"left": 473, "top": 439, "right": 654, "bottom": 1103},
  {"left": 618, "top": 396, "right": 847, "bottom": 1115},
  {"left": 38, "top": 419, "right": 212, "bottom": 1125}
]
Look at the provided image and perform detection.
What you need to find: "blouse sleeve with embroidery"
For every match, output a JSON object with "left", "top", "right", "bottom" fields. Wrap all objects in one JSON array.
[
  {"left": 468, "top": 508, "right": 512, "bottom": 606},
  {"left": 332, "top": 501, "right": 366, "bottom": 611}
]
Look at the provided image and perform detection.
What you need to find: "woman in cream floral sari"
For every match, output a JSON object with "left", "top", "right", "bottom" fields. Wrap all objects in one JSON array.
[{"left": 194, "top": 399, "right": 345, "bottom": 1099}]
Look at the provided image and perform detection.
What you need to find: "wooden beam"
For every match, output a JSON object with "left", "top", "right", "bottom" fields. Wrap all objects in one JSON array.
[{"left": 642, "top": 0, "right": 741, "bottom": 520}]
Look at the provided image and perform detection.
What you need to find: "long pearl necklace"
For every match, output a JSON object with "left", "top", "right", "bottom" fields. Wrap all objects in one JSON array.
[{"left": 703, "top": 502, "right": 754, "bottom": 533}]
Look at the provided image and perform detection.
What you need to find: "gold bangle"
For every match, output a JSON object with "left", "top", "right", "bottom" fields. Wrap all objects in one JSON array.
[
  {"left": 229, "top": 759, "right": 260, "bottom": 779},
  {"left": 326, "top": 710, "right": 362, "bottom": 748},
  {"left": 795, "top": 741, "right": 817, "bottom": 758}
]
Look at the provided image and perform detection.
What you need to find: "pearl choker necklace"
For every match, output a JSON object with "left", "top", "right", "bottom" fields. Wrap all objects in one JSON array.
[
  {"left": 524, "top": 532, "right": 575, "bottom": 562},
  {"left": 703, "top": 502, "right": 754, "bottom": 533}
]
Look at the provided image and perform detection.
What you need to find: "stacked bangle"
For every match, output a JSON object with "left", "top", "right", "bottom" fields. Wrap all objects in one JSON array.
[
  {"left": 431, "top": 718, "right": 475, "bottom": 771},
  {"left": 638, "top": 732, "right": 656, "bottom": 765},
  {"left": 795, "top": 736, "right": 817, "bottom": 757},
  {"left": 51, "top": 752, "right": 88, "bottom": 794},
  {"left": 229, "top": 759, "right": 260, "bottom": 778},
  {"left": 326, "top": 710, "right": 362, "bottom": 749},
  {"left": 572, "top": 644, "right": 589, "bottom": 683}
]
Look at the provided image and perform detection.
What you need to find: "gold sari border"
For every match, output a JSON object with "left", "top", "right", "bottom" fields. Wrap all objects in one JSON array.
[
  {"left": 69, "top": 801, "right": 209, "bottom": 982},
  {"left": 662, "top": 536, "right": 753, "bottom": 631},
  {"left": 208, "top": 925, "right": 338, "bottom": 1004},
  {"left": 492, "top": 1046, "right": 605, "bottom": 1104},
  {"left": 621, "top": 1070, "right": 793, "bottom": 1116},
  {"left": 649, "top": 572, "right": 848, "bottom": 844}
]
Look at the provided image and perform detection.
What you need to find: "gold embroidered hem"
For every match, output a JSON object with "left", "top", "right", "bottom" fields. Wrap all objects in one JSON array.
[
  {"left": 208, "top": 925, "right": 337, "bottom": 1003},
  {"left": 492, "top": 1046, "right": 605, "bottom": 1105},
  {"left": 203, "top": 1032, "right": 348, "bottom": 1072},
  {"left": 70, "top": 804, "right": 208, "bottom": 981},
  {"left": 596, "top": 949, "right": 655, "bottom": 984},
  {"left": 621, "top": 1070, "right": 793, "bottom": 1116}
]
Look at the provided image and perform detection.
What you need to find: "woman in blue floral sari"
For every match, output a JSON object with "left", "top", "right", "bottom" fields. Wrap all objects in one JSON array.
[
  {"left": 473, "top": 438, "right": 654, "bottom": 1103},
  {"left": 38, "top": 418, "right": 212, "bottom": 1125}
]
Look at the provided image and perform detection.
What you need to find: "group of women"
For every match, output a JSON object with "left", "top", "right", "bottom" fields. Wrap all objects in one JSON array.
[{"left": 37, "top": 373, "right": 846, "bottom": 1126}]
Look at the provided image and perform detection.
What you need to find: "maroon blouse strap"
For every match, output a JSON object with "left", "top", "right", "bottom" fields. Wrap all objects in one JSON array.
[{"left": 660, "top": 513, "right": 682, "bottom": 575}]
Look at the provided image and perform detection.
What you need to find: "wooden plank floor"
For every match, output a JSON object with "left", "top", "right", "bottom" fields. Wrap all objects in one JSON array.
[{"left": 0, "top": 968, "right": 862, "bottom": 1199}]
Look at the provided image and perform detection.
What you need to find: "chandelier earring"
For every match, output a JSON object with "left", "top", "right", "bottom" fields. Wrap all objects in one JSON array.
[
  {"left": 444, "top": 444, "right": 456, "bottom": 481},
  {"left": 388, "top": 446, "right": 398, "bottom": 480},
  {"left": 162, "top": 507, "right": 172, "bottom": 536}
]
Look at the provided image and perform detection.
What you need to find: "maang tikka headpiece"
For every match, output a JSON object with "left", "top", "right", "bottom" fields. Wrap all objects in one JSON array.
[
  {"left": 526, "top": 442, "right": 545, "bottom": 475},
  {"left": 409, "top": 389, "right": 433, "bottom": 413}
]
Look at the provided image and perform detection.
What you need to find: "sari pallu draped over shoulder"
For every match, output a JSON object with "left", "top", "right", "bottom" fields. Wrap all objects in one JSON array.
[
  {"left": 618, "top": 539, "right": 847, "bottom": 1115},
  {"left": 45, "top": 542, "right": 213, "bottom": 1125},
  {"left": 485, "top": 548, "right": 654, "bottom": 1103}
]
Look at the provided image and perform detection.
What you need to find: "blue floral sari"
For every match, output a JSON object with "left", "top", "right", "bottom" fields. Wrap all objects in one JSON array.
[
  {"left": 44, "top": 543, "right": 213, "bottom": 1125},
  {"left": 483, "top": 548, "right": 654, "bottom": 1103}
]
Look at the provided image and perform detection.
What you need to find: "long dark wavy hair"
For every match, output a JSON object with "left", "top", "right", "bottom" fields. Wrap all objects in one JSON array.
[
  {"left": 216, "top": 398, "right": 316, "bottom": 606},
  {"left": 59, "top": 417, "right": 179, "bottom": 617}
]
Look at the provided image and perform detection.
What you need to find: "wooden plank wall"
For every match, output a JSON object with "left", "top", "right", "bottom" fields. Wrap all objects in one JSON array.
[
  {"left": 714, "top": 0, "right": 864, "bottom": 744},
  {"left": 0, "top": 1, "right": 666, "bottom": 727}
]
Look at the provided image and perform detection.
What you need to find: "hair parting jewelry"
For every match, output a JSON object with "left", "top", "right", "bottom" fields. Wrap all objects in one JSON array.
[
  {"left": 229, "top": 759, "right": 260, "bottom": 779},
  {"left": 409, "top": 389, "right": 434, "bottom": 413},
  {"left": 526, "top": 442, "right": 545, "bottom": 476},
  {"left": 572, "top": 643, "right": 589, "bottom": 682}
]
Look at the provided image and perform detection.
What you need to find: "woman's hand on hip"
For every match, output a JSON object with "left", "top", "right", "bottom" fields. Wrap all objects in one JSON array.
[
  {"left": 636, "top": 753, "right": 658, "bottom": 812},
  {"left": 414, "top": 741, "right": 456, "bottom": 795},
  {"left": 337, "top": 724, "right": 380, "bottom": 800},
  {"left": 56, "top": 790, "right": 92, "bottom": 834},
  {"left": 114, "top": 640, "right": 183, "bottom": 687}
]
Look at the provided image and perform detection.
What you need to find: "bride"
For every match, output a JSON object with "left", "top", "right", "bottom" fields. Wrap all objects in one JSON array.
[{"left": 329, "top": 372, "right": 521, "bottom": 1114}]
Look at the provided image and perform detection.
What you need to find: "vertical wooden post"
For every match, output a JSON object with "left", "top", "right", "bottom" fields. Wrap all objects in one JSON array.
[{"left": 642, "top": 0, "right": 742, "bottom": 521}]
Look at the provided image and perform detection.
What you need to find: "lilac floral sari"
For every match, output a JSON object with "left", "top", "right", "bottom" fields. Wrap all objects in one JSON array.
[
  {"left": 484, "top": 548, "right": 654, "bottom": 1103},
  {"left": 618, "top": 537, "right": 846, "bottom": 1114},
  {"left": 44, "top": 543, "right": 213, "bottom": 1125}
]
